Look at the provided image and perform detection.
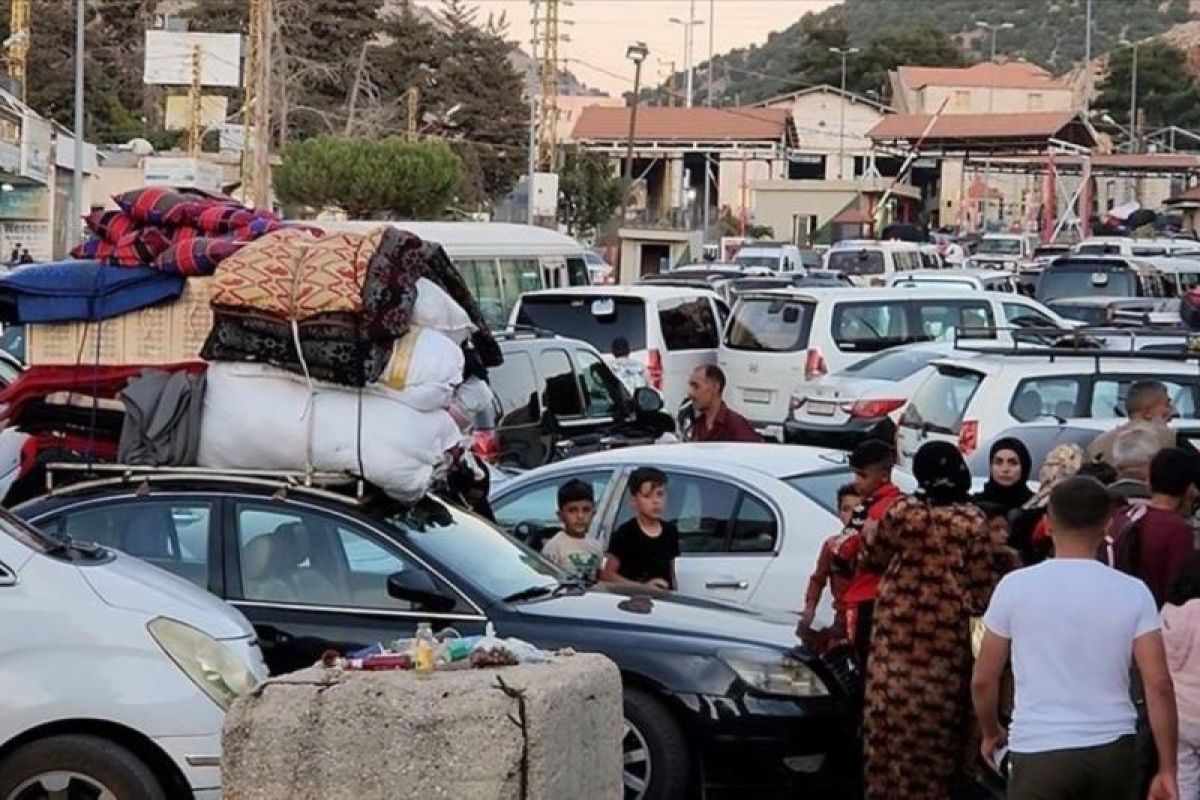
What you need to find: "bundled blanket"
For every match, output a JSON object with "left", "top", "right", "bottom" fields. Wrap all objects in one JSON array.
[{"left": 0, "top": 261, "right": 186, "bottom": 324}]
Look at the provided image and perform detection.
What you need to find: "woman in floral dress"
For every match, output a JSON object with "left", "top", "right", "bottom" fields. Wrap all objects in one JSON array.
[{"left": 861, "top": 441, "right": 1003, "bottom": 800}]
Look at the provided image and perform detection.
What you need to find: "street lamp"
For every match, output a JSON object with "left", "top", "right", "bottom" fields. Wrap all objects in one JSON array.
[
  {"left": 1120, "top": 38, "right": 1140, "bottom": 153},
  {"left": 974, "top": 20, "right": 1014, "bottom": 228},
  {"left": 667, "top": 13, "right": 705, "bottom": 108},
  {"left": 829, "top": 46, "right": 860, "bottom": 180},
  {"left": 618, "top": 41, "right": 649, "bottom": 283}
]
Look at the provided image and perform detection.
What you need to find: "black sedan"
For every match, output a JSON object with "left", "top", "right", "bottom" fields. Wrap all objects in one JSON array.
[{"left": 16, "top": 473, "right": 860, "bottom": 799}]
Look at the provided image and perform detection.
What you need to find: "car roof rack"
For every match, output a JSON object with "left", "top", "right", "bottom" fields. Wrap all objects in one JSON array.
[
  {"left": 494, "top": 324, "right": 558, "bottom": 340},
  {"left": 43, "top": 463, "right": 370, "bottom": 507},
  {"left": 951, "top": 325, "right": 1200, "bottom": 364}
]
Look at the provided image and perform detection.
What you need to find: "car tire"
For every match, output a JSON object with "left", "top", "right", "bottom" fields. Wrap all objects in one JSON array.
[
  {"left": 0, "top": 734, "right": 166, "bottom": 800},
  {"left": 623, "top": 686, "right": 691, "bottom": 800}
]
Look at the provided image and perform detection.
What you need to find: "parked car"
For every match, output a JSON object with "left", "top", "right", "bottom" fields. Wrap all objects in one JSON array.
[
  {"left": 1035, "top": 256, "right": 1172, "bottom": 304},
  {"left": 15, "top": 470, "right": 862, "bottom": 799},
  {"left": 0, "top": 504, "right": 267, "bottom": 799},
  {"left": 1073, "top": 236, "right": 1198, "bottom": 258},
  {"left": 886, "top": 269, "right": 1021, "bottom": 294},
  {"left": 584, "top": 249, "right": 615, "bottom": 284},
  {"left": 511, "top": 286, "right": 728, "bottom": 416},
  {"left": 1031, "top": 243, "right": 1072, "bottom": 266},
  {"left": 492, "top": 442, "right": 912, "bottom": 617},
  {"left": 895, "top": 347, "right": 1200, "bottom": 469},
  {"left": 1044, "top": 296, "right": 1177, "bottom": 327},
  {"left": 718, "top": 287, "right": 1071, "bottom": 439},
  {"left": 1147, "top": 255, "right": 1200, "bottom": 295},
  {"left": 970, "top": 233, "right": 1040, "bottom": 270},
  {"left": 784, "top": 343, "right": 972, "bottom": 450},
  {"left": 822, "top": 240, "right": 924, "bottom": 287},
  {"left": 734, "top": 242, "right": 817, "bottom": 273}
]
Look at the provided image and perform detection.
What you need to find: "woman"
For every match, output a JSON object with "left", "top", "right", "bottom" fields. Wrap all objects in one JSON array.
[
  {"left": 861, "top": 441, "right": 1001, "bottom": 800},
  {"left": 1163, "top": 553, "right": 1200, "bottom": 800},
  {"left": 973, "top": 437, "right": 1034, "bottom": 516},
  {"left": 1008, "top": 442, "right": 1085, "bottom": 565}
]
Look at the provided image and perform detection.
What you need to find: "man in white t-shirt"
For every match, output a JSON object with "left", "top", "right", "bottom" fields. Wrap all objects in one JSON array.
[{"left": 972, "top": 476, "right": 1180, "bottom": 800}]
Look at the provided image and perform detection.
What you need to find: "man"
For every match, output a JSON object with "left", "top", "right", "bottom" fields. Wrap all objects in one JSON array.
[
  {"left": 7, "top": 242, "right": 19, "bottom": 266},
  {"left": 973, "top": 476, "right": 1179, "bottom": 800},
  {"left": 18, "top": 246, "right": 32, "bottom": 265},
  {"left": 685, "top": 364, "right": 759, "bottom": 443},
  {"left": 1108, "top": 424, "right": 1161, "bottom": 502},
  {"left": 1088, "top": 381, "right": 1177, "bottom": 465}
]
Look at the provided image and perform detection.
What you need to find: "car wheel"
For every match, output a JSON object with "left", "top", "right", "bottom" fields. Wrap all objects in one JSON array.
[
  {"left": 0, "top": 734, "right": 166, "bottom": 800},
  {"left": 623, "top": 687, "right": 691, "bottom": 800}
]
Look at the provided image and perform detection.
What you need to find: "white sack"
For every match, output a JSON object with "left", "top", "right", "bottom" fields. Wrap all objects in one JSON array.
[
  {"left": 197, "top": 363, "right": 463, "bottom": 502},
  {"left": 376, "top": 327, "right": 464, "bottom": 412},
  {"left": 413, "top": 278, "right": 475, "bottom": 345},
  {"left": 447, "top": 377, "right": 497, "bottom": 433}
]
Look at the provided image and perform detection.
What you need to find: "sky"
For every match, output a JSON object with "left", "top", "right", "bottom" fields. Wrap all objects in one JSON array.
[{"left": 414, "top": 0, "right": 838, "bottom": 96}]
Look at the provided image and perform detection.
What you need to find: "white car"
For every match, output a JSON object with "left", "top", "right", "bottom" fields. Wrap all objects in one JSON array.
[
  {"left": 1074, "top": 236, "right": 1200, "bottom": 259},
  {"left": 822, "top": 240, "right": 924, "bottom": 287},
  {"left": 734, "top": 243, "right": 810, "bottom": 273},
  {"left": 971, "top": 233, "right": 1040, "bottom": 271},
  {"left": 719, "top": 287, "right": 1071, "bottom": 439},
  {"left": 886, "top": 268, "right": 1021, "bottom": 294},
  {"left": 0, "top": 510, "right": 267, "bottom": 798},
  {"left": 896, "top": 349, "right": 1200, "bottom": 470},
  {"left": 489, "top": 442, "right": 915, "bottom": 620},
  {"left": 511, "top": 285, "right": 728, "bottom": 416}
]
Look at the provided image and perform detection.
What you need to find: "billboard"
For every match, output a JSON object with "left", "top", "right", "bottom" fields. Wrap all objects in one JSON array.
[
  {"left": 19, "top": 113, "right": 52, "bottom": 184},
  {"left": 164, "top": 94, "right": 229, "bottom": 131},
  {"left": 143, "top": 156, "right": 224, "bottom": 192},
  {"left": 144, "top": 30, "right": 242, "bottom": 88}
]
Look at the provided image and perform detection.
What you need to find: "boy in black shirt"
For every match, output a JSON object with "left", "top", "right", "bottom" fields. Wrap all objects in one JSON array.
[{"left": 601, "top": 467, "right": 680, "bottom": 589}]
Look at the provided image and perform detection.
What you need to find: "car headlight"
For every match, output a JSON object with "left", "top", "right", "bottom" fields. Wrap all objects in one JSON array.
[
  {"left": 719, "top": 648, "right": 829, "bottom": 697},
  {"left": 148, "top": 617, "right": 260, "bottom": 710}
]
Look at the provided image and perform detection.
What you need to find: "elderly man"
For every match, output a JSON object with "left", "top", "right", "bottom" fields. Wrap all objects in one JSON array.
[
  {"left": 686, "top": 365, "right": 759, "bottom": 443},
  {"left": 1108, "top": 424, "right": 1161, "bottom": 502},
  {"left": 1087, "top": 380, "right": 1178, "bottom": 466}
]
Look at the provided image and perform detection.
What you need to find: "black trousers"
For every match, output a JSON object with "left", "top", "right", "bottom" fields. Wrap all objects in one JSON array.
[{"left": 1008, "top": 736, "right": 1137, "bottom": 800}]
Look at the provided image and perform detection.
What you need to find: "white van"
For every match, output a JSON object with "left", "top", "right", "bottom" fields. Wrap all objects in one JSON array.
[
  {"left": 1073, "top": 236, "right": 1200, "bottom": 259},
  {"left": 510, "top": 285, "right": 727, "bottom": 415},
  {"left": 718, "top": 287, "right": 1070, "bottom": 438},
  {"left": 971, "top": 233, "right": 1040, "bottom": 270},
  {"left": 0, "top": 509, "right": 267, "bottom": 797},
  {"left": 734, "top": 243, "right": 817, "bottom": 273},
  {"left": 822, "top": 240, "right": 924, "bottom": 286},
  {"left": 887, "top": 269, "right": 1021, "bottom": 294},
  {"left": 311, "top": 221, "right": 591, "bottom": 329}
]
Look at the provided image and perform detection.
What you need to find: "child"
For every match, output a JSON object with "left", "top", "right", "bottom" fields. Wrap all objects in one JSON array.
[
  {"left": 601, "top": 467, "right": 679, "bottom": 589},
  {"left": 976, "top": 501, "right": 1023, "bottom": 574},
  {"left": 799, "top": 484, "right": 860, "bottom": 633},
  {"left": 541, "top": 479, "right": 604, "bottom": 583},
  {"left": 609, "top": 336, "right": 647, "bottom": 395},
  {"left": 1163, "top": 552, "right": 1200, "bottom": 800}
]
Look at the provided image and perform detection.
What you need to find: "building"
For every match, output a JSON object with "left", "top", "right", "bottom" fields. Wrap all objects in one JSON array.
[
  {"left": 555, "top": 95, "right": 623, "bottom": 145},
  {"left": 889, "top": 62, "right": 1076, "bottom": 116},
  {"left": 757, "top": 84, "right": 891, "bottom": 182}
]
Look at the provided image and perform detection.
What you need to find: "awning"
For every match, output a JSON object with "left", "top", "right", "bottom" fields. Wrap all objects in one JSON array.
[{"left": 867, "top": 111, "right": 1097, "bottom": 154}]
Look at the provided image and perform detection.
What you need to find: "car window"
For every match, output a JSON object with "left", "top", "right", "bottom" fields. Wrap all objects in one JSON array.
[
  {"left": 516, "top": 296, "right": 648, "bottom": 352},
  {"left": 0, "top": 325, "right": 25, "bottom": 363},
  {"left": 1091, "top": 379, "right": 1197, "bottom": 420},
  {"left": 1010, "top": 377, "right": 1083, "bottom": 422},
  {"left": 44, "top": 499, "right": 213, "bottom": 588},
  {"left": 489, "top": 350, "right": 539, "bottom": 421},
  {"left": 498, "top": 259, "right": 542, "bottom": 318},
  {"left": 613, "top": 472, "right": 739, "bottom": 553},
  {"left": 659, "top": 297, "right": 720, "bottom": 351},
  {"left": 783, "top": 468, "right": 853, "bottom": 514},
  {"left": 978, "top": 238, "right": 1022, "bottom": 255},
  {"left": 1003, "top": 302, "right": 1057, "bottom": 327},
  {"left": 828, "top": 249, "right": 885, "bottom": 276},
  {"left": 916, "top": 302, "right": 995, "bottom": 341},
  {"left": 725, "top": 297, "right": 814, "bottom": 352},
  {"left": 838, "top": 348, "right": 947, "bottom": 381},
  {"left": 1038, "top": 268, "right": 1137, "bottom": 301},
  {"left": 730, "top": 493, "right": 778, "bottom": 553},
  {"left": 492, "top": 471, "right": 614, "bottom": 551},
  {"left": 539, "top": 348, "right": 583, "bottom": 418},
  {"left": 901, "top": 367, "right": 984, "bottom": 433},
  {"left": 456, "top": 258, "right": 505, "bottom": 329},
  {"left": 832, "top": 301, "right": 919, "bottom": 352},
  {"left": 575, "top": 349, "right": 622, "bottom": 418},
  {"left": 566, "top": 256, "right": 589, "bottom": 286}
]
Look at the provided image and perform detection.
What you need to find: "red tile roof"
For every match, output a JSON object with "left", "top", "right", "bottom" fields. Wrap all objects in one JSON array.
[
  {"left": 571, "top": 106, "right": 793, "bottom": 143},
  {"left": 896, "top": 62, "right": 1069, "bottom": 91},
  {"left": 867, "top": 111, "right": 1096, "bottom": 152}
]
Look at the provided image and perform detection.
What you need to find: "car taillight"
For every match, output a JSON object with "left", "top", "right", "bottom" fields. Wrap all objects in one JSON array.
[
  {"left": 646, "top": 349, "right": 664, "bottom": 390},
  {"left": 848, "top": 398, "right": 906, "bottom": 419},
  {"left": 471, "top": 429, "right": 500, "bottom": 464},
  {"left": 804, "top": 348, "right": 827, "bottom": 381},
  {"left": 958, "top": 420, "right": 979, "bottom": 455}
]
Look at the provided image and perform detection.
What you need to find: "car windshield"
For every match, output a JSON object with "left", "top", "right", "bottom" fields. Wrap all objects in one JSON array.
[
  {"left": 838, "top": 348, "right": 947, "bottom": 381},
  {"left": 900, "top": 367, "right": 984, "bottom": 434},
  {"left": 828, "top": 249, "right": 885, "bottom": 276},
  {"left": 1037, "top": 268, "right": 1136, "bottom": 301},
  {"left": 516, "top": 296, "right": 647, "bottom": 352},
  {"left": 978, "top": 238, "right": 1022, "bottom": 256},
  {"left": 1034, "top": 246, "right": 1069, "bottom": 258},
  {"left": 1049, "top": 303, "right": 1109, "bottom": 326},
  {"left": 736, "top": 255, "right": 779, "bottom": 269},
  {"left": 383, "top": 497, "right": 560, "bottom": 603},
  {"left": 725, "top": 297, "right": 814, "bottom": 352}
]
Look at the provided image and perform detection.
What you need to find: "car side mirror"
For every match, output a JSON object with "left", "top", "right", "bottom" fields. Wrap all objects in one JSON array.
[
  {"left": 386, "top": 570, "right": 457, "bottom": 612},
  {"left": 633, "top": 386, "right": 664, "bottom": 413}
]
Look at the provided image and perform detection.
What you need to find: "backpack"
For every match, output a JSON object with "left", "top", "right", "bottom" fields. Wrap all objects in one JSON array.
[{"left": 1101, "top": 504, "right": 1147, "bottom": 576}]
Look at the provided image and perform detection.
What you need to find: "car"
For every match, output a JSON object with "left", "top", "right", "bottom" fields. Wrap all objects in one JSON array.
[
  {"left": 783, "top": 343, "right": 972, "bottom": 450},
  {"left": 480, "top": 330, "right": 634, "bottom": 469},
  {"left": 511, "top": 286, "right": 728, "bottom": 416},
  {"left": 822, "top": 240, "right": 924, "bottom": 287},
  {"left": 718, "top": 287, "right": 1071, "bottom": 439},
  {"left": 0, "top": 502, "right": 267, "bottom": 799},
  {"left": 886, "top": 269, "right": 1021, "bottom": 294},
  {"left": 895, "top": 345, "right": 1200, "bottom": 470},
  {"left": 491, "top": 441, "right": 915, "bottom": 617},
  {"left": 970, "top": 233, "right": 1040, "bottom": 271},
  {"left": 584, "top": 249, "right": 615, "bottom": 284},
  {"left": 734, "top": 243, "right": 815, "bottom": 273},
  {"left": 1044, "top": 296, "right": 1178, "bottom": 327},
  {"left": 1146, "top": 255, "right": 1200, "bottom": 296},
  {"left": 15, "top": 469, "right": 862, "bottom": 799},
  {"left": 1036, "top": 256, "right": 1172, "bottom": 304},
  {"left": 1031, "top": 243, "right": 1072, "bottom": 267},
  {"left": 1072, "top": 236, "right": 1197, "bottom": 259}
]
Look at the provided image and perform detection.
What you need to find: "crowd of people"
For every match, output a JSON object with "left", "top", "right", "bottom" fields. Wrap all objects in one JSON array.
[{"left": 801, "top": 378, "right": 1199, "bottom": 799}]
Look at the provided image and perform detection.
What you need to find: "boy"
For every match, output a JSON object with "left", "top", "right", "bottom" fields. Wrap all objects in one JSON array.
[
  {"left": 609, "top": 336, "right": 647, "bottom": 395},
  {"left": 972, "top": 476, "right": 1179, "bottom": 800},
  {"left": 541, "top": 479, "right": 604, "bottom": 583},
  {"left": 601, "top": 467, "right": 679, "bottom": 589},
  {"left": 799, "top": 484, "right": 861, "bottom": 633}
]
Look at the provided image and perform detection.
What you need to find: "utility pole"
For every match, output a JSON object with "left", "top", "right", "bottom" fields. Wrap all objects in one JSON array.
[
  {"left": 975, "top": 20, "right": 1013, "bottom": 229},
  {"left": 244, "top": 0, "right": 273, "bottom": 209},
  {"left": 1082, "top": 0, "right": 1092, "bottom": 114},
  {"left": 406, "top": 86, "right": 419, "bottom": 141},
  {"left": 535, "top": 0, "right": 564, "bottom": 172},
  {"left": 658, "top": 59, "right": 676, "bottom": 107},
  {"left": 618, "top": 42, "right": 649, "bottom": 283},
  {"left": 72, "top": 0, "right": 83, "bottom": 239},
  {"left": 668, "top": 6, "right": 703, "bottom": 108},
  {"left": 7, "top": 0, "right": 29, "bottom": 103},
  {"left": 706, "top": 0, "right": 714, "bottom": 107},
  {"left": 525, "top": 0, "right": 539, "bottom": 224},
  {"left": 829, "top": 47, "right": 859, "bottom": 181},
  {"left": 1129, "top": 41, "right": 1139, "bottom": 154},
  {"left": 187, "top": 44, "right": 203, "bottom": 157}
]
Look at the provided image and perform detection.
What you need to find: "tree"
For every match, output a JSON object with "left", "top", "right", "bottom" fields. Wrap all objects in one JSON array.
[
  {"left": 557, "top": 147, "right": 621, "bottom": 237},
  {"left": 856, "top": 26, "right": 966, "bottom": 97},
  {"left": 790, "top": 15, "right": 854, "bottom": 91},
  {"left": 1095, "top": 40, "right": 1200, "bottom": 133},
  {"left": 274, "top": 136, "right": 462, "bottom": 219}
]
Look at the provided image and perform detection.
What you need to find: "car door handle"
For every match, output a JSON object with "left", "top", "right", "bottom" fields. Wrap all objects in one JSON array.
[
  {"left": 705, "top": 580, "right": 749, "bottom": 590},
  {"left": 257, "top": 625, "right": 291, "bottom": 648}
]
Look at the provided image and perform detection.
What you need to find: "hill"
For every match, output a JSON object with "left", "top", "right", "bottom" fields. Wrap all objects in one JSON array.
[{"left": 696, "top": 0, "right": 1193, "bottom": 105}]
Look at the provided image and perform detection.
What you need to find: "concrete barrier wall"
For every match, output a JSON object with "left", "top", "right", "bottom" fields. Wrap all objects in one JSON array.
[{"left": 222, "top": 654, "right": 623, "bottom": 800}]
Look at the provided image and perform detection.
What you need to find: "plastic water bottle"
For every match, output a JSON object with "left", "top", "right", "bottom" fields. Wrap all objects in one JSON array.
[{"left": 414, "top": 623, "right": 436, "bottom": 677}]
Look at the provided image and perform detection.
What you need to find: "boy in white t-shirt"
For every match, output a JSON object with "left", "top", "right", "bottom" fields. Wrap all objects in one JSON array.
[
  {"left": 540, "top": 479, "right": 603, "bottom": 583},
  {"left": 972, "top": 476, "right": 1179, "bottom": 800}
]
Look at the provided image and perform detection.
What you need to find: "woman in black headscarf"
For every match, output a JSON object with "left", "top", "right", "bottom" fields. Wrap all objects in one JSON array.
[
  {"left": 860, "top": 442, "right": 1002, "bottom": 800},
  {"left": 973, "top": 437, "right": 1034, "bottom": 516}
]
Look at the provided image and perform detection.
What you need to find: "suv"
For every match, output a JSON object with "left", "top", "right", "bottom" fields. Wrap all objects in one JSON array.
[
  {"left": 482, "top": 332, "right": 633, "bottom": 469},
  {"left": 15, "top": 469, "right": 860, "bottom": 799},
  {"left": 1036, "top": 256, "right": 1171, "bottom": 304},
  {"left": 971, "top": 233, "right": 1039, "bottom": 270},
  {"left": 895, "top": 348, "right": 1200, "bottom": 469}
]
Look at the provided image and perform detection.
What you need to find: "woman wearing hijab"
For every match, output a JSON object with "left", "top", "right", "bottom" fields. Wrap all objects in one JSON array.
[
  {"left": 861, "top": 441, "right": 1002, "bottom": 800},
  {"left": 973, "top": 437, "right": 1034, "bottom": 515}
]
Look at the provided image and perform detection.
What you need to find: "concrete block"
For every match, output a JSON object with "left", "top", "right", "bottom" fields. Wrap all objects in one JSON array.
[{"left": 222, "top": 654, "right": 623, "bottom": 800}]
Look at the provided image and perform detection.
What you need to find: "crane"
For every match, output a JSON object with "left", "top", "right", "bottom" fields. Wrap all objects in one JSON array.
[{"left": 6, "top": 0, "right": 29, "bottom": 103}]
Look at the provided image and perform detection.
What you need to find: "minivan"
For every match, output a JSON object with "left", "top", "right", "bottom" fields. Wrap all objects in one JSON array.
[
  {"left": 511, "top": 286, "right": 728, "bottom": 415},
  {"left": 734, "top": 243, "right": 818, "bottom": 273},
  {"left": 822, "top": 240, "right": 924, "bottom": 287},
  {"left": 1035, "top": 256, "right": 1171, "bottom": 304},
  {"left": 718, "top": 288, "right": 1070, "bottom": 438},
  {"left": 971, "top": 233, "right": 1039, "bottom": 270}
]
